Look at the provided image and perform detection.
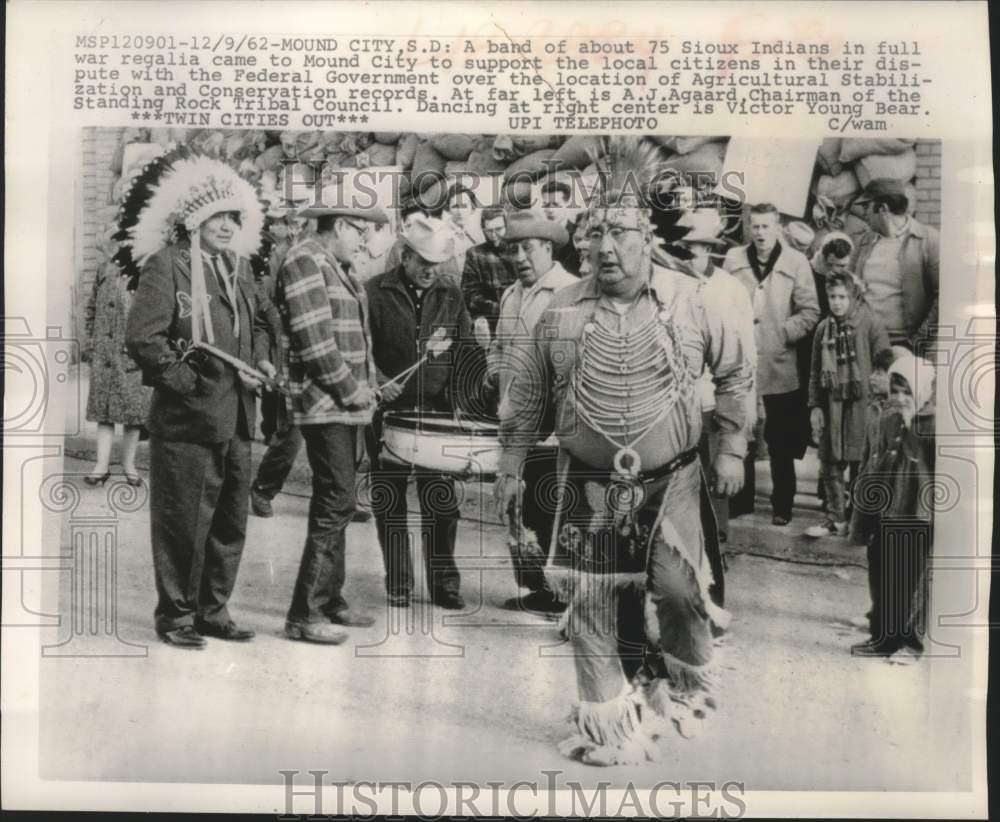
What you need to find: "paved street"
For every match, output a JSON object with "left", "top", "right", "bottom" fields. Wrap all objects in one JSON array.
[{"left": 32, "top": 449, "right": 966, "bottom": 795}]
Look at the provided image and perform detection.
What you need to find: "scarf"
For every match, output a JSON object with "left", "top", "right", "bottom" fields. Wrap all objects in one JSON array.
[
  {"left": 819, "top": 279, "right": 866, "bottom": 401},
  {"left": 747, "top": 241, "right": 782, "bottom": 283},
  {"left": 819, "top": 316, "right": 863, "bottom": 401}
]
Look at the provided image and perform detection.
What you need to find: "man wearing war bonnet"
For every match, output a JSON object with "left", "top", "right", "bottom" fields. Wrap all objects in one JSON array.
[
  {"left": 496, "top": 138, "right": 754, "bottom": 765},
  {"left": 120, "top": 148, "right": 276, "bottom": 649}
]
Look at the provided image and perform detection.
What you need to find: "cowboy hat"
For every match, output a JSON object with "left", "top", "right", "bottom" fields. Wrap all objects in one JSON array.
[
  {"left": 503, "top": 209, "right": 569, "bottom": 247},
  {"left": 297, "top": 172, "right": 389, "bottom": 224},
  {"left": 401, "top": 214, "right": 456, "bottom": 264}
]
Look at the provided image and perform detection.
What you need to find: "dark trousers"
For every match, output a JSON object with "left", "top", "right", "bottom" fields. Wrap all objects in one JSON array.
[
  {"left": 763, "top": 391, "right": 807, "bottom": 520},
  {"left": 286, "top": 423, "right": 361, "bottom": 625},
  {"left": 508, "top": 446, "right": 560, "bottom": 592},
  {"left": 253, "top": 417, "right": 303, "bottom": 500},
  {"left": 370, "top": 464, "right": 461, "bottom": 599},
  {"left": 866, "top": 518, "right": 931, "bottom": 651},
  {"left": 149, "top": 434, "right": 251, "bottom": 632}
]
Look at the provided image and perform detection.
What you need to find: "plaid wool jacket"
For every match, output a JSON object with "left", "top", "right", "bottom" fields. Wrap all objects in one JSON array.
[{"left": 276, "top": 234, "right": 377, "bottom": 425}]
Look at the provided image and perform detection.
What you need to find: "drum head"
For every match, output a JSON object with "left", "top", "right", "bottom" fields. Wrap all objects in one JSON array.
[{"left": 381, "top": 410, "right": 497, "bottom": 436}]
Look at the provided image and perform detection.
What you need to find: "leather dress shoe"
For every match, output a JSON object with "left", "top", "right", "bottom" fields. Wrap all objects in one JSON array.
[
  {"left": 284, "top": 622, "right": 349, "bottom": 645},
  {"left": 250, "top": 486, "right": 274, "bottom": 518},
  {"left": 157, "top": 625, "right": 207, "bottom": 649},
  {"left": 329, "top": 609, "right": 376, "bottom": 627},
  {"left": 194, "top": 619, "right": 255, "bottom": 641},
  {"left": 851, "top": 637, "right": 904, "bottom": 657},
  {"left": 504, "top": 590, "right": 565, "bottom": 616},
  {"left": 433, "top": 592, "right": 466, "bottom": 610}
]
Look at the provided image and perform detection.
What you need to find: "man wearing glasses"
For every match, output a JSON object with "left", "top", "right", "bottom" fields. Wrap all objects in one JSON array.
[
  {"left": 850, "top": 178, "right": 939, "bottom": 354},
  {"left": 461, "top": 207, "right": 517, "bottom": 335},
  {"left": 496, "top": 141, "right": 752, "bottom": 764},
  {"left": 277, "top": 184, "right": 389, "bottom": 645}
]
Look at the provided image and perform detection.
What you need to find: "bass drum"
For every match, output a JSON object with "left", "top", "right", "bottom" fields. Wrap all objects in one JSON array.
[{"left": 380, "top": 411, "right": 503, "bottom": 479}]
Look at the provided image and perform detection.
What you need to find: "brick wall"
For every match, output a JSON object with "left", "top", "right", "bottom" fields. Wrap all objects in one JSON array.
[
  {"left": 912, "top": 138, "right": 941, "bottom": 228},
  {"left": 73, "top": 127, "right": 123, "bottom": 348}
]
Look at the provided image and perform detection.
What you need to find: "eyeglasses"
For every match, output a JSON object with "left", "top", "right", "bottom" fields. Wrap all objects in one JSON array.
[
  {"left": 342, "top": 218, "right": 369, "bottom": 235},
  {"left": 586, "top": 225, "right": 643, "bottom": 244}
]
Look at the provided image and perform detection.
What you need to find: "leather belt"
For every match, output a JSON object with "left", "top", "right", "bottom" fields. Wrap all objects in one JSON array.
[{"left": 574, "top": 447, "right": 699, "bottom": 485}]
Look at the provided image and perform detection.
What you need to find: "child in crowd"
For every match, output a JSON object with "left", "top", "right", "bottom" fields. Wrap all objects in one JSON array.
[
  {"left": 806, "top": 272, "right": 891, "bottom": 538},
  {"left": 849, "top": 353, "right": 937, "bottom": 657}
]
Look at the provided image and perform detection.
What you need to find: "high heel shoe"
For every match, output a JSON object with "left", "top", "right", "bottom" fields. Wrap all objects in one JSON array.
[
  {"left": 123, "top": 472, "right": 144, "bottom": 487},
  {"left": 83, "top": 472, "right": 111, "bottom": 487}
]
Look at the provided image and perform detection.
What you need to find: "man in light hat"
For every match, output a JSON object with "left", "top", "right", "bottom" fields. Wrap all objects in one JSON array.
[
  {"left": 675, "top": 209, "right": 756, "bottom": 545},
  {"left": 278, "top": 179, "right": 389, "bottom": 645},
  {"left": 850, "top": 178, "right": 939, "bottom": 353},
  {"left": 489, "top": 210, "right": 577, "bottom": 615},
  {"left": 365, "top": 214, "right": 475, "bottom": 610}
]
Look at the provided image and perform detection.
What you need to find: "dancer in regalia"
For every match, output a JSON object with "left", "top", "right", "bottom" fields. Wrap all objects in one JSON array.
[{"left": 496, "top": 138, "right": 754, "bottom": 764}]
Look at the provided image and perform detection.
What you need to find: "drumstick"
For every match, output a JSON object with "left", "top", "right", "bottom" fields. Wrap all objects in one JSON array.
[
  {"left": 380, "top": 329, "right": 453, "bottom": 391},
  {"left": 193, "top": 342, "right": 289, "bottom": 395}
]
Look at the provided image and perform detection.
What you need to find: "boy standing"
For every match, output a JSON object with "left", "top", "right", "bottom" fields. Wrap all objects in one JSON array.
[
  {"left": 806, "top": 272, "right": 891, "bottom": 538},
  {"left": 849, "top": 353, "right": 937, "bottom": 657}
]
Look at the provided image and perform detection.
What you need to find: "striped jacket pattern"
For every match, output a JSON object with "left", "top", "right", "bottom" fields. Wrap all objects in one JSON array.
[{"left": 276, "top": 234, "right": 377, "bottom": 425}]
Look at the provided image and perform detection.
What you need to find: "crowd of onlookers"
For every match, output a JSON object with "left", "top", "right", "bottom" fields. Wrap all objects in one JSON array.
[{"left": 83, "top": 140, "right": 938, "bottom": 658}]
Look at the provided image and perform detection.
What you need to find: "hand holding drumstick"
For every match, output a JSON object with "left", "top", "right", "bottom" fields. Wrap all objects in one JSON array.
[{"left": 378, "top": 328, "right": 453, "bottom": 403}]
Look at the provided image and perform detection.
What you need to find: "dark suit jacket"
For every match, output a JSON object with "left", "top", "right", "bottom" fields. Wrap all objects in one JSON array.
[{"left": 126, "top": 243, "right": 274, "bottom": 444}]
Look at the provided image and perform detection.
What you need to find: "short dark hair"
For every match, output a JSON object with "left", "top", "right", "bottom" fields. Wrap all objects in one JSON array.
[
  {"left": 400, "top": 199, "right": 429, "bottom": 221},
  {"left": 821, "top": 237, "right": 853, "bottom": 260},
  {"left": 825, "top": 271, "right": 854, "bottom": 292},
  {"left": 445, "top": 184, "right": 480, "bottom": 210},
  {"left": 480, "top": 207, "right": 506, "bottom": 229},
  {"left": 315, "top": 214, "right": 355, "bottom": 235},
  {"left": 871, "top": 192, "right": 910, "bottom": 216},
  {"left": 315, "top": 214, "right": 337, "bottom": 235},
  {"left": 540, "top": 180, "right": 572, "bottom": 201},
  {"left": 872, "top": 348, "right": 896, "bottom": 372},
  {"left": 749, "top": 202, "right": 780, "bottom": 217}
]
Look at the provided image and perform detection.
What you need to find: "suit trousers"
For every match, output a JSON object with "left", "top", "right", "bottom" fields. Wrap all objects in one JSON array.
[
  {"left": 370, "top": 463, "right": 461, "bottom": 599},
  {"left": 763, "top": 391, "right": 807, "bottom": 519},
  {"left": 286, "top": 423, "right": 361, "bottom": 625},
  {"left": 149, "top": 434, "right": 251, "bottom": 632}
]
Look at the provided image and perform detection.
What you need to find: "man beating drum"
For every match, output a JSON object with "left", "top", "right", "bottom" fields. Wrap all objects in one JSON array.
[
  {"left": 496, "top": 138, "right": 755, "bottom": 765},
  {"left": 365, "top": 215, "right": 475, "bottom": 610}
]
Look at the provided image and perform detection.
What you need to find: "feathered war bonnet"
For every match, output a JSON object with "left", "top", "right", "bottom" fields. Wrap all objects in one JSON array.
[
  {"left": 585, "top": 136, "right": 693, "bottom": 265},
  {"left": 113, "top": 145, "right": 265, "bottom": 344}
]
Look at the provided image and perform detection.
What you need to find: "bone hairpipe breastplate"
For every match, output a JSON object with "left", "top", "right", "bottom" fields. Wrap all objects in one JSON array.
[{"left": 567, "top": 304, "right": 696, "bottom": 473}]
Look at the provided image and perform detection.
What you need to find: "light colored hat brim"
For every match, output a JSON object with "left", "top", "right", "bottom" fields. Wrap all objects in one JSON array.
[
  {"left": 504, "top": 215, "right": 569, "bottom": 248},
  {"left": 401, "top": 234, "right": 455, "bottom": 264}
]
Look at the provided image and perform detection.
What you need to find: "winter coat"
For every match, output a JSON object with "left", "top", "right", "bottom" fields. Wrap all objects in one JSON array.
[
  {"left": 365, "top": 265, "right": 474, "bottom": 412},
  {"left": 808, "top": 295, "right": 891, "bottom": 463},
  {"left": 851, "top": 218, "right": 939, "bottom": 349},
  {"left": 724, "top": 242, "right": 820, "bottom": 396},
  {"left": 85, "top": 261, "right": 151, "bottom": 426}
]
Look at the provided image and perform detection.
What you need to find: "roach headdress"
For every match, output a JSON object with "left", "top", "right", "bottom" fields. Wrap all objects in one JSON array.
[{"left": 586, "top": 136, "right": 693, "bottom": 262}]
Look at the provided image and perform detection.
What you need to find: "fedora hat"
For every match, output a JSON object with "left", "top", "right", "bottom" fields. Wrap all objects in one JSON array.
[
  {"left": 852, "top": 177, "right": 908, "bottom": 206},
  {"left": 676, "top": 209, "right": 728, "bottom": 247},
  {"left": 297, "top": 172, "right": 389, "bottom": 224},
  {"left": 503, "top": 209, "right": 569, "bottom": 247},
  {"left": 401, "top": 214, "right": 456, "bottom": 264}
]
